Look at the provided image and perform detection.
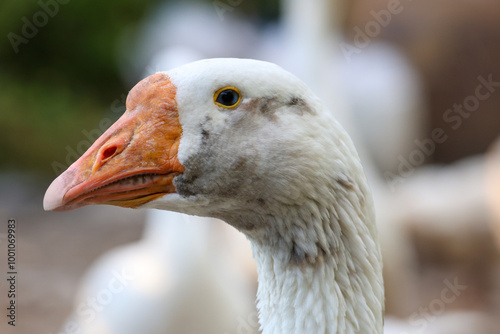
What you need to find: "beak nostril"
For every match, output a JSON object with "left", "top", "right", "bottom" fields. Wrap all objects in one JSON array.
[
  {"left": 102, "top": 146, "right": 117, "bottom": 161},
  {"left": 92, "top": 141, "right": 125, "bottom": 173}
]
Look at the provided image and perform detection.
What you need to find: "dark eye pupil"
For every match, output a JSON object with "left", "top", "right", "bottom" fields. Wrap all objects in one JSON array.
[{"left": 217, "top": 89, "right": 239, "bottom": 106}]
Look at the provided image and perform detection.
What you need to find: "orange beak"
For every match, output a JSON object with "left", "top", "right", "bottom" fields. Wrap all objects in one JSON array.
[{"left": 43, "top": 73, "right": 184, "bottom": 211}]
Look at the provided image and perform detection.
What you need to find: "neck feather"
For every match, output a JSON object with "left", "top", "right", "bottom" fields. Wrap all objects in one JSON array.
[{"left": 244, "top": 183, "right": 384, "bottom": 334}]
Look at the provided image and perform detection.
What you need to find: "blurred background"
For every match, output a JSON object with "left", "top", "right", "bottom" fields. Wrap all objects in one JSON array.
[{"left": 1, "top": 0, "right": 500, "bottom": 333}]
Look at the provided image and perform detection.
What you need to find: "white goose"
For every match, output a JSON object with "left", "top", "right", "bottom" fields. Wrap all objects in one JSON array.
[{"left": 44, "top": 58, "right": 384, "bottom": 334}]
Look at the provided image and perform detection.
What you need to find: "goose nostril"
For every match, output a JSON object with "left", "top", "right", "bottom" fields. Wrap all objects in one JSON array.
[
  {"left": 92, "top": 142, "right": 125, "bottom": 173},
  {"left": 102, "top": 146, "right": 117, "bottom": 160}
]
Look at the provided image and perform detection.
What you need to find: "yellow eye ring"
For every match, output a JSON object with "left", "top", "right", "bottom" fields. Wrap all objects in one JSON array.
[{"left": 214, "top": 86, "right": 242, "bottom": 108}]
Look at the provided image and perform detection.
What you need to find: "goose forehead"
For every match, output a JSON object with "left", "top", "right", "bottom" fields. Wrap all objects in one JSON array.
[{"left": 166, "top": 58, "right": 307, "bottom": 99}]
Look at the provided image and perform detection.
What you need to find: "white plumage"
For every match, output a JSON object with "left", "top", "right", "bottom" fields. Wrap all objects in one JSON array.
[{"left": 62, "top": 210, "right": 256, "bottom": 334}]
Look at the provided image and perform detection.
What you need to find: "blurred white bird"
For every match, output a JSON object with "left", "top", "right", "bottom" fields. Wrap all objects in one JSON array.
[{"left": 61, "top": 210, "right": 257, "bottom": 334}]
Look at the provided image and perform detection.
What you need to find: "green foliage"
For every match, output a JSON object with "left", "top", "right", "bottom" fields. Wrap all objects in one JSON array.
[{"left": 0, "top": 0, "right": 158, "bottom": 177}]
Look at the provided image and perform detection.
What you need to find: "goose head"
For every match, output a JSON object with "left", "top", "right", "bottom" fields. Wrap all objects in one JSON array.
[{"left": 45, "top": 59, "right": 367, "bottom": 232}]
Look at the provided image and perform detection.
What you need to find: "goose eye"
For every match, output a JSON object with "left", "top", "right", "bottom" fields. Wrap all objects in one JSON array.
[{"left": 214, "top": 87, "right": 241, "bottom": 108}]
